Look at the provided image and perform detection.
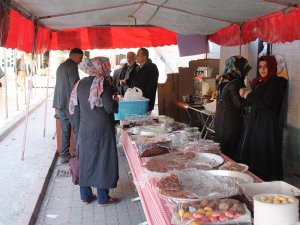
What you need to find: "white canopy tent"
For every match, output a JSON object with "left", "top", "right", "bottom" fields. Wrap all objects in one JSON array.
[{"left": 11, "top": 0, "right": 299, "bottom": 34}]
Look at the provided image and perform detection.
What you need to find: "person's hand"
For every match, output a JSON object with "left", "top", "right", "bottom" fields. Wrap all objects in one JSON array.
[
  {"left": 113, "top": 92, "right": 120, "bottom": 101},
  {"left": 119, "top": 80, "right": 126, "bottom": 86},
  {"left": 239, "top": 88, "right": 250, "bottom": 99}
]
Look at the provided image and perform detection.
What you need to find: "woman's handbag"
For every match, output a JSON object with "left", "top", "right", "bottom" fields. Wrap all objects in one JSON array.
[{"left": 69, "top": 145, "right": 79, "bottom": 185}]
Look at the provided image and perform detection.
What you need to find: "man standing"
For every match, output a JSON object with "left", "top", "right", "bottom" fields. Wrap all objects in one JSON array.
[
  {"left": 121, "top": 48, "right": 159, "bottom": 111},
  {"left": 53, "top": 48, "right": 83, "bottom": 163},
  {"left": 112, "top": 58, "right": 127, "bottom": 95},
  {"left": 16, "top": 54, "right": 26, "bottom": 88},
  {"left": 114, "top": 52, "right": 138, "bottom": 96}
]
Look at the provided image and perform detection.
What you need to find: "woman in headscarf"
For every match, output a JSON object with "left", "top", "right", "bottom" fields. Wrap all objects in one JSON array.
[
  {"left": 69, "top": 57, "right": 120, "bottom": 205},
  {"left": 238, "top": 55, "right": 288, "bottom": 181},
  {"left": 214, "top": 56, "right": 252, "bottom": 159}
]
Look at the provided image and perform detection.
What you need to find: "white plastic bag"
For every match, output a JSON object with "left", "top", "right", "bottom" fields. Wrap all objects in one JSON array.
[
  {"left": 124, "top": 87, "right": 145, "bottom": 100},
  {"left": 203, "top": 99, "right": 216, "bottom": 113}
]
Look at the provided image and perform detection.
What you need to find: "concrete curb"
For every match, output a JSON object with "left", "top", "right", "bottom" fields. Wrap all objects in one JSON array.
[
  {"left": 18, "top": 152, "right": 58, "bottom": 225},
  {"left": 0, "top": 96, "right": 49, "bottom": 142}
]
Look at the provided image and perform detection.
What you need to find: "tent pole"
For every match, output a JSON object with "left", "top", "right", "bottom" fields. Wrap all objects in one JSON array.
[
  {"left": 3, "top": 48, "right": 8, "bottom": 119},
  {"left": 21, "top": 17, "right": 38, "bottom": 160},
  {"left": 43, "top": 34, "right": 52, "bottom": 138},
  {"left": 239, "top": 24, "right": 243, "bottom": 56},
  {"left": 14, "top": 50, "right": 19, "bottom": 111}
]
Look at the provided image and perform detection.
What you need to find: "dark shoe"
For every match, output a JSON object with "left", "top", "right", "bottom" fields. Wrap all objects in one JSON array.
[
  {"left": 98, "top": 197, "right": 120, "bottom": 206},
  {"left": 82, "top": 194, "right": 97, "bottom": 205},
  {"left": 59, "top": 155, "right": 71, "bottom": 164}
]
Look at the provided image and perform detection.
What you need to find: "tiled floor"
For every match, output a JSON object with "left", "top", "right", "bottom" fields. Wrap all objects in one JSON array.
[{"left": 35, "top": 146, "right": 146, "bottom": 225}]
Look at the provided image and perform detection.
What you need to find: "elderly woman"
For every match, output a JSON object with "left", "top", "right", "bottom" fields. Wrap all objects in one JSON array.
[
  {"left": 238, "top": 55, "right": 288, "bottom": 181},
  {"left": 214, "top": 56, "right": 252, "bottom": 159},
  {"left": 69, "top": 57, "right": 119, "bottom": 205}
]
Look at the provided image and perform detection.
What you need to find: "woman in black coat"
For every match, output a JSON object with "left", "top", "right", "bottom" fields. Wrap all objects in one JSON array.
[
  {"left": 238, "top": 55, "right": 288, "bottom": 181},
  {"left": 69, "top": 57, "right": 120, "bottom": 205},
  {"left": 214, "top": 56, "right": 252, "bottom": 159}
]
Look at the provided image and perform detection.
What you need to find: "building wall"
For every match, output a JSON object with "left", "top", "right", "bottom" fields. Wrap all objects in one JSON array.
[{"left": 220, "top": 40, "right": 300, "bottom": 187}]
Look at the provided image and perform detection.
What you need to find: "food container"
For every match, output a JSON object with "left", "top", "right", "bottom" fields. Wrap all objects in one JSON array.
[
  {"left": 239, "top": 181, "right": 300, "bottom": 202},
  {"left": 134, "top": 135, "right": 172, "bottom": 157},
  {"left": 115, "top": 99, "right": 149, "bottom": 120},
  {"left": 172, "top": 198, "right": 252, "bottom": 225},
  {"left": 127, "top": 125, "right": 172, "bottom": 135},
  {"left": 253, "top": 194, "right": 299, "bottom": 225}
]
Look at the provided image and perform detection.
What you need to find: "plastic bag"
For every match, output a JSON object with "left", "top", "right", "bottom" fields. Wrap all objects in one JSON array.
[
  {"left": 124, "top": 87, "right": 145, "bottom": 100},
  {"left": 154, "top": 169, "right": 245, "bottom": 203},
  {"left": 203, "top": 100, "right": 216, "bottom": 113}
]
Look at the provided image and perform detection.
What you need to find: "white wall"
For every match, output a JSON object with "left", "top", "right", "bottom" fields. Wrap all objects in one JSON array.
[{"left": 272, "top": 40, "right": 300, "bottom": 127}]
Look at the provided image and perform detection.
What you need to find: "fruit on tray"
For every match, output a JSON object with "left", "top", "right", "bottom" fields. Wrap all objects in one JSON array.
[{"left": 177, "top": 198, "right": 246, "bottom": 223}]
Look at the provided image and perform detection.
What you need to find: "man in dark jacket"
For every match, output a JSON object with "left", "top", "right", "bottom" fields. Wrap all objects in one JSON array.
[
  {"left": 121, "top": 48, "right": 159, "bottom": 111},
  {"left": 52, "top": 48, "right": 83, "bottom": 163},
  {"left": 114, "top": 52, "right": 138, "bottom": 96}
]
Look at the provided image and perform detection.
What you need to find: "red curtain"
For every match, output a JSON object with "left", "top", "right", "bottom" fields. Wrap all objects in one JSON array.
[
  {"left": 209, "top": 9, "right": 300, "bottom": 46},
  {"left": 3, "top": 8, "right": 300, "bottom": 51},
  {"left": 50, "top": 27, "right": 177, "bottom": 50},
  {"left": 35, "top": 26, "right": 51, "bottom": 54},
  {"left": 4, "top": 10, "right": 34, "bottom": 53}
]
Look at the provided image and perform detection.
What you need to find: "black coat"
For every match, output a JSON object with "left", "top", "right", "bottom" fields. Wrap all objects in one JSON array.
[
  {"left": 75, "top": 77, "right": 119, "bottom": 188},
  {"left": 127, "top": 60, "right": 159, "bottom": 111},
  {"left": 214, "top": 79, "right": 244, "bottom": 159},
  {"left": 237, "top": 76, "right": 287, "bottom": 181},
  {"left": 53, "top": 59, "right": 80, "bottom": 109}
]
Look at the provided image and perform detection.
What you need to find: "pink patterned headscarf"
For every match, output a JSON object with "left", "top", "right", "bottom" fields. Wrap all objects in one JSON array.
[{"left": 69, "top": 57, "right": 111, "bottom": 114}]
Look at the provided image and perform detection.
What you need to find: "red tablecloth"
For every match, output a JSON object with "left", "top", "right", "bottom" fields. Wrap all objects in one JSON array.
[
  {"left": 121, "top": 129, "right": 262, "bottom": 225},
  {"left": 121, "top": 130, "right": 173, "bottom": 225}
]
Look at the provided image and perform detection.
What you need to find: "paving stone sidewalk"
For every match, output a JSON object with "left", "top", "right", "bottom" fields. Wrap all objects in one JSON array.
[{"left": 35, "top": 146, "right": 146, "bottom": 225}]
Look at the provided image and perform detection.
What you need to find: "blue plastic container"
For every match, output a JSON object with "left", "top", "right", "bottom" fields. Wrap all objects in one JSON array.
[{"left": 114, "top": 99, "right": 149, "bottom": 120}]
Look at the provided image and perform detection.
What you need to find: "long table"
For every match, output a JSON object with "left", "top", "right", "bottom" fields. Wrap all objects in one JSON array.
[
  {"left": 121, "top": 129, "right": 173, "bottom": 225},
  {"left": 121, "top": 129, "right": 262, "bottom": 225}
]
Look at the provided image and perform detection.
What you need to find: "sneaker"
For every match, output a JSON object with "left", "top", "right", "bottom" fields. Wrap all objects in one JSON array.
[
  {"left": 98, "top": 197, "right": 120, "bottom": 206},
  {"left": 59, "top": 155, "right": 70, "bottom": 164}
]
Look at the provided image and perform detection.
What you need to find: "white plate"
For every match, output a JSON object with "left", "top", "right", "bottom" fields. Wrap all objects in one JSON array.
[
  {"left": 219, "top": 162, "right": 249, "bottom": 172},
  {"left": 195, "top": 153, "right": 224, "bottom": 168}
]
